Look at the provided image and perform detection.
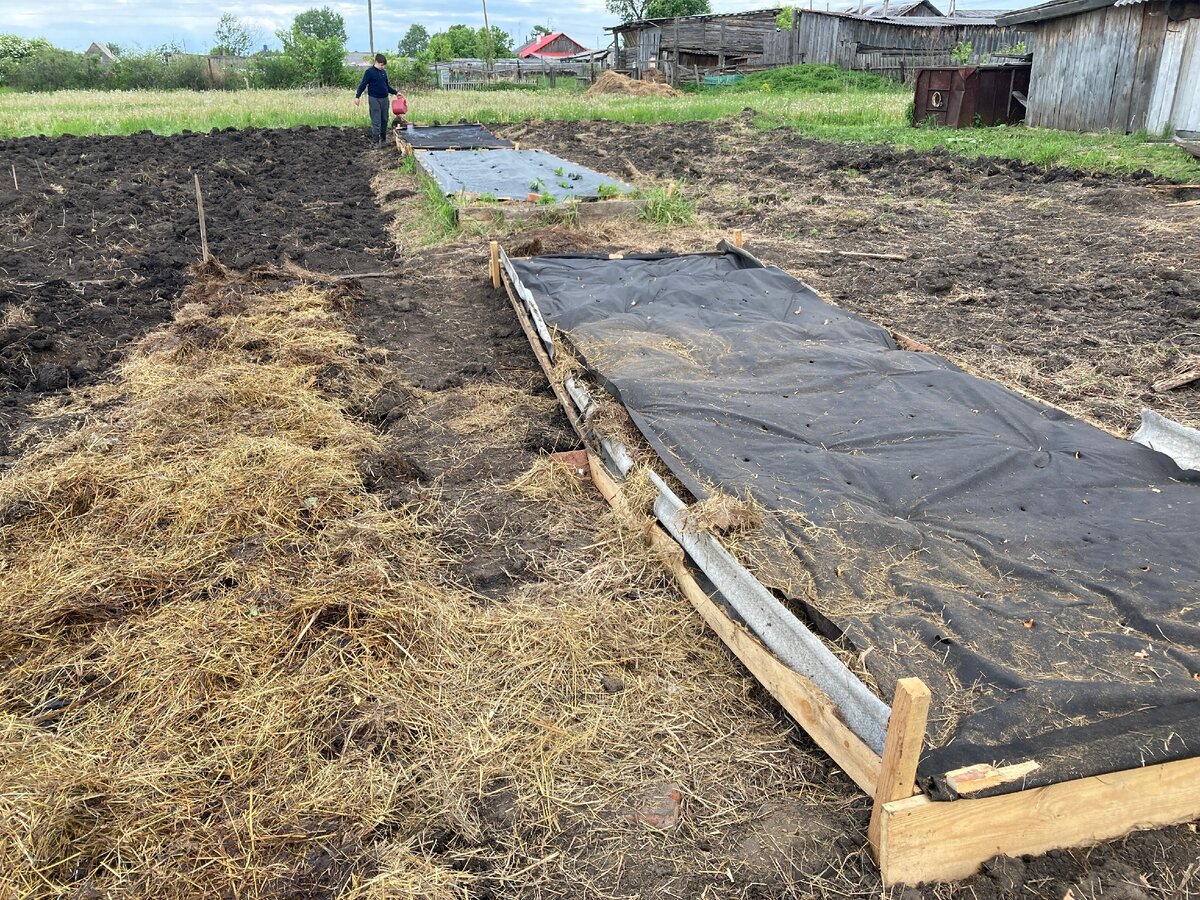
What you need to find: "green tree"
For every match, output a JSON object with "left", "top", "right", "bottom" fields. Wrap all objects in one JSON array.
[
  {"left": 0, "top": 33, "right": 52, "bottom": 83},
  {"left": 428, "top": 33, "right": 452, "bottom": 61},
  {"left": 278, "top": 10, "right": 347, "bottom": 87},
  {"left": 444, "top": 24, "right": 479, "bottom": 58},
  {"left": 606, "top": 0, "right": 709, "bottom": 20},
  {"left": 397, "top": 24, "right": 429, "bottom": 57},
  {"left": 293, "top": 6, "right": 347, "bottom": 42},
  {"left": 477, "top": 26, "right": 515, "bottom": 59},
  {"left": 212, "top": 13, "right": 257, "bottom": 56},
  {"left": 645, "top": 0, "right": 711, "bottom": 18},
  {"left": 605, "top": 0, "right": 649, "bottom": 22}
]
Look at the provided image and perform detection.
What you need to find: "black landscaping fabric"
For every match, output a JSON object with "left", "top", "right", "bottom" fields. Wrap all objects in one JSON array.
[
  {"left": 509, "top": 248, "right": 1200, "bottom": 799},
  {"left": 400, "top": 124, "right": 514, "bottom": 150}
]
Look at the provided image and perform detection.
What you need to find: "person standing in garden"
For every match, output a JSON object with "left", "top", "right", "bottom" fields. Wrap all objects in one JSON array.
[{"left": 354, "top": 54, "right": 398, "bottom": 150}]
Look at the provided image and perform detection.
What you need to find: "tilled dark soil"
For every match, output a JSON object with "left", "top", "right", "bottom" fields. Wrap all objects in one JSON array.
[
  {"left": 0, "top": 126, "right": 383, "bottom": 462},
  {"left": 512, "top": 119, "right": 1200, "bottom": 434}
]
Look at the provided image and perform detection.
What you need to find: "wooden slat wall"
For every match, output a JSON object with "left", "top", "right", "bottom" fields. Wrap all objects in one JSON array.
[
  {"left": 617, "top": 11, "right": 781, "bottom": 71},
  {"left": 784, "top": 13, "right": 1032, "bottom": 82},
  {"left": 1148, "top": 17, "right": 1200, "bottom": 133},
  {"left": 1024, "top": 1, "right": 1190, "bottom": 134}
]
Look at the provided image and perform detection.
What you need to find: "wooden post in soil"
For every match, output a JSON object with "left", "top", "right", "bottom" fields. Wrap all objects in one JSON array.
[
  {"left": 11, "top": 164, "right": 17, "bottom": 191},
  {"left": 489, "top": 241, "right": 501, "bottom": 289},
  {"left": 868, "top": 678, "right": 931, "bottom": 852},
  {"left": 732, "top": 228, "right": 744, "bottom": 248},
  {"left": 193, "top": 174, "right": 210, "bottom": 263}
]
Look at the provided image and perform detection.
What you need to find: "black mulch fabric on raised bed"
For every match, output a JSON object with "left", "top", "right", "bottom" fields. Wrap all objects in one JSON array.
[
  {"left": 400, "top": 124, "right": 514, "bottom": 150},
  {"left": 509, "top": 247, "right": 1200, "bottom": 799}
]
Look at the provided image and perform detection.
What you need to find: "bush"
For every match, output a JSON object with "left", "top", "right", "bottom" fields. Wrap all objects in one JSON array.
[
  {"left": 109, "top": 54, "right": 168, "bottom": 90},
  {"left": 736, "top": 64, "right": 904, "bottom": 94},
  {"left": 246, "top": 53, "right": 306, "bottom": 89},
  {"left": 391, "top": 55, "right": 435, "bottom": 88},
  {"left": 6, "top": 47, "right": 104, "bottom": 91},
  {"left": 0, "top": 34, "right": 52, "bottom": 84}
]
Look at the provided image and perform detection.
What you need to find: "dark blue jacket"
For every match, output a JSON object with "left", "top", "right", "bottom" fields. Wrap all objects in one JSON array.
[{"left": 356, "top": 66, "right": 397, "bottom": 99}]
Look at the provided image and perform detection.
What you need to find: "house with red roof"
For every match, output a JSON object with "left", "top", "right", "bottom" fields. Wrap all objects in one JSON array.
[{"left": 517, "top": 32, "right": 589, "bottom": 59}]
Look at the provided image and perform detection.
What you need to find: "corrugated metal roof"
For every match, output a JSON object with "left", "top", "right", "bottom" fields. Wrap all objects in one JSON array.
[
  {"left": 996, "top": 0, "right": 1135, "bottom": 25},
  {"left": 608, "top": 8, "right": 782, "bottom": 31},
  {"left": 806, "top": 8, "right": 1004, "bottom": 23},
  {"left": 832, "top": 1, "right": 933, "bottom": 15}
]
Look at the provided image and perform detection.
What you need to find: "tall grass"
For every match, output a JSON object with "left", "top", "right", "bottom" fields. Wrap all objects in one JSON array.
[{"left": 1, "top": 86, "right": 1197, "bottom": 180}]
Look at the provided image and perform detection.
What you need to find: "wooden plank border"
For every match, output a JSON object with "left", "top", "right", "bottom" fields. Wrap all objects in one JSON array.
[
  {"left": 877, "top": 755, "right": 1200, "bottom": 884},
  {"left": 585, "top": 452, "right": 884, "bottom": 798}
]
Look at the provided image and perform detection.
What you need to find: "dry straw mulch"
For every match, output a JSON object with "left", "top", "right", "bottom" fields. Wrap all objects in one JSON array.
[
  {"left": 0, "top": 272, "right": 836, "bottom": 898},
  {"left": 585, "top": 71, "right": 681, "bottom": 99}
]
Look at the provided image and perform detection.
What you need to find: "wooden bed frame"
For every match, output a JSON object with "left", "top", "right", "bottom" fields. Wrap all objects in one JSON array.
[{"left": 489, "top": 238, "right": 1200, "bottom": 886}]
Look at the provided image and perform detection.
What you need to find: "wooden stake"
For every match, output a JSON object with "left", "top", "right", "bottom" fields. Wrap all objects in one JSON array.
[
  {"left": 868, "top": 678, "right": 930, "bottom": 852},
  {"left": 11, "top": 164, "right": 17, "bottom": 191},
  {"left": 1153, "top": 366, "right": 1200, "bottom": 392},
  {"left": 193, "top": 174, "right": 209, "bottom": 263},
  {"left": 489, "top": 241, "right": 501, "bottom": 289},
  {"left": 807, "top": 248, "right": 908, "bottom": 262},
  {"left": 732, "top": 228, "right": 744, "bottom": 248}
]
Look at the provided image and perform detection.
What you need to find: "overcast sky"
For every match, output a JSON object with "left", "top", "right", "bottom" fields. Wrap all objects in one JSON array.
[{"left": 2, "top": 0, "right": 1027, "bottom": 55}]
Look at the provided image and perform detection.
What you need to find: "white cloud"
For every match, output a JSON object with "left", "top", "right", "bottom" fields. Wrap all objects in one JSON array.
[{"left": 1, "top": 0, "right": 1030, "bottom": 53}]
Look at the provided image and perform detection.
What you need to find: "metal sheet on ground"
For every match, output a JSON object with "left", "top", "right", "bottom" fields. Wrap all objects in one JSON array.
[
  {"left": 508, "top": 249, "right": 1200, "bottom": 799},
  {"left": 400, "top": 124, "right": 514, "bottom": 150},
  {"left": 416, "top": 149, "right": 633, "bottom": 202}
]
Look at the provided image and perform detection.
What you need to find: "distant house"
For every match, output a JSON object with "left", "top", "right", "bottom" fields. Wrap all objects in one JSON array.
[
  {"left": 517, "top": 32, "right": 589, "bottom": 59},
  {"left": 997, "top": 0, "right": 1199, "bottom": 136},
  {"left": 85, "top": 42, "right": 117, "bottom": 66},
  {"left": 343, "top": 51, "right": 374, "bottom": 69}
]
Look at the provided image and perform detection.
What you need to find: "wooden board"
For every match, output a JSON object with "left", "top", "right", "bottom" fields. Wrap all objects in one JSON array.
[
  {"left": 585, "top": 452, "right": 884, "bottom": 797},
  {"left": 878, "top": 755, "right": 1200, "bottom": 885},
  {"left": 458, "top": 199, "right": 646, "bottom": 226}
]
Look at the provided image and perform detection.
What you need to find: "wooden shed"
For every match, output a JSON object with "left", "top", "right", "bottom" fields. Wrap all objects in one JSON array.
[
  {"left": 608, "top": 9, "right": 783, "bottom": 79},
  {"left": 997, "top": 0, "right": 1200, "bottom": 135},
  {"left": 764, "top": 10, "right": 1034, "bottom": 81}
]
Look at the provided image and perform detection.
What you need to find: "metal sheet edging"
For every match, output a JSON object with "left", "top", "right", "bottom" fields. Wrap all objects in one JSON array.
[{"left": 506, "top": 253, "right": 892, "bottom": 755}]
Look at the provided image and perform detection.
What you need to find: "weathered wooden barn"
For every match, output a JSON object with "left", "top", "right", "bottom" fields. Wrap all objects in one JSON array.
[
  {"left": 997, "top": 0, "right": 1200, "bottom": 135},
  {"left": 608, "top": 5, "right": 1031, "bottom": 83},
  {"left": 608, "top": 9, "right": 783, "bottom": 77},
  {"left": 765, "top": 10, "right": 1034, "bottom": 80}
]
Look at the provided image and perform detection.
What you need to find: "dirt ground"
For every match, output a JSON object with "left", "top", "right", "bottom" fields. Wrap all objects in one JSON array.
[
  {"left": 1, "top": 121, "right": 1198, "bottom": 898},
  {"left": 512, "top": 118, "right": 1200, "bottom": 435},
  {"left": 0, "top": 126, "right": 381, "bottom": 463}
]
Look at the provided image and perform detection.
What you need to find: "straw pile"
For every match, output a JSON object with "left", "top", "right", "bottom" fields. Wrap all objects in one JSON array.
[
  {"left": 0, "top": 270, "right": 835, "bottom": 896},
  {"left": 586, "top": 71, "right": 681, "bottom": 98}
]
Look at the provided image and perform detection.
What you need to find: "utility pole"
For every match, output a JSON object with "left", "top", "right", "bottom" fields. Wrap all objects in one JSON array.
[
  {"left": 481, "top": 0, "right": 495, "bottom": 78},
  {"left": 368, "top": 0, "right": 375, "bottom": 56}
]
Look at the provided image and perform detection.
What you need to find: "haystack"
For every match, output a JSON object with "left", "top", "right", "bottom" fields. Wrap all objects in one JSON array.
[{"left": 586, "top": 70, "right": 681, "bottom": 98}]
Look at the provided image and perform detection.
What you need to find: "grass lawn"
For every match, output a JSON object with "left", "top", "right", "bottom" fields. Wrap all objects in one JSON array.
[{"left": 1, "top": 84, "right": 1197, "bottom": 180}]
